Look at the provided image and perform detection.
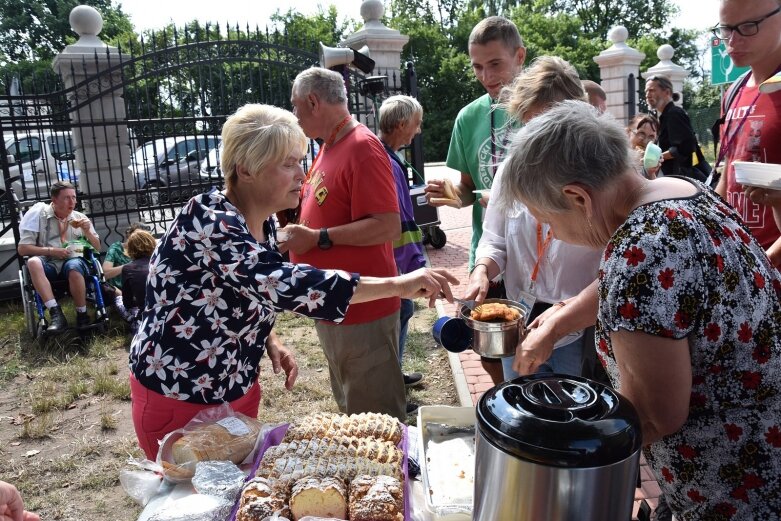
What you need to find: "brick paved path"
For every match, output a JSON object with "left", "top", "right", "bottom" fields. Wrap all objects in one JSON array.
[{"left": 421, "top": 164, "right": 661, "bottom": 519}]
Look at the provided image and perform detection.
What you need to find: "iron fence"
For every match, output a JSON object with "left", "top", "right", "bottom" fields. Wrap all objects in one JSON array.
[{"left": 1, "top": 24, "right": 422, "bottom": 288}]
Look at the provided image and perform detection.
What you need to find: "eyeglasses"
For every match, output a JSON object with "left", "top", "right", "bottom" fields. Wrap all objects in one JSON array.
[
  {"left": 712, "top": 6, "right": 781, "bottom": 40},
  {"left": 632, "top": 130, "right": 656, "bottom": 141}
]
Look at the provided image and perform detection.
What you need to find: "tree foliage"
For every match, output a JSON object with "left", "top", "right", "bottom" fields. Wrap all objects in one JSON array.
[
  {"left": 0, "top": 0, "right": 134, "bottom": 62},
  {"left": 385, "top": 0, "right": 710, "bottom": 160},
  {"left": 0, "top": 0, "right": 713, "bottom": 162}
]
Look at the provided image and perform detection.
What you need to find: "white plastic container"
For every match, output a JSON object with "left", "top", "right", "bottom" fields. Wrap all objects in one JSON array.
[
  {"left": 733, "top": 161, "right": 781, "bottom": 189},
  {"left": 417, "top": 406, "right": 475, "bottom": 521}
]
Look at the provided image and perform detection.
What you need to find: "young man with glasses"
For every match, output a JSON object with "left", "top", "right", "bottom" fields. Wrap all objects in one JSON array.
[{"left": 714, "top": 0, "right": 781, "bottom": 268}]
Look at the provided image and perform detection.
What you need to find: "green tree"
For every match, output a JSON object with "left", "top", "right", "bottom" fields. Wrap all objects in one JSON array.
[
  {"left": 269, "top": 6, "right": 357, "bottom": 48},
  {"left": 0, "top": 0, "right": 134, "bottom": 62},
  {"left": 549, "top": 0, "right": 679, "bottom": 39}
]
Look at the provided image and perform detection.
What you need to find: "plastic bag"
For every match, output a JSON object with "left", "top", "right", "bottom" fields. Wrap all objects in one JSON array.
[
  {"left": 119, "top": 458, "right": 164, "bottom": 506},
  {"left": 147, "top": 494, "right": 232, "bottom": 521},
  {"left": 157, "top": 403, "right": 263, "bottom": 483},
  {"left": 192, "top": 461, "right": 245, "bottom": 500}
]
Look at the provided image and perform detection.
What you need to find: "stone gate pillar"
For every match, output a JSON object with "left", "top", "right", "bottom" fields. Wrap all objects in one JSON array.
[
  {"left": 51, "top": 5, "right": 137, "bottom": 246},
  {"left": 643, "top": 45, "right": 690, "bottom": 106},
  {"left": 341, "top": 0, "right": 409, "bottom": 129},
  {"left": 593, "top": 26, "right": 645, "bottom": 124}
]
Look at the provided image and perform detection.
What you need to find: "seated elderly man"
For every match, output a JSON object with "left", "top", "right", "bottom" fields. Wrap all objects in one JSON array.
[{"left": 17, "top": 181, "right": 100, "bottom": 332}]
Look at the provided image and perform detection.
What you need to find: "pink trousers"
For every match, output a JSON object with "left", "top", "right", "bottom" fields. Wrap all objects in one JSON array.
[{"left": 130, "top": 374, "right": 261, "bottom": 460}]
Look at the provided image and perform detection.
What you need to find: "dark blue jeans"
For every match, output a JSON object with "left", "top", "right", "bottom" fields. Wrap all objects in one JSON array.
[{"left": 40, "top": 257, "right": 89, "bottom": 281}]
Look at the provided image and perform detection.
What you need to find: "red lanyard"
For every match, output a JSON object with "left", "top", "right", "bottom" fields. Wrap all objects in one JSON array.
[
  {"left": 530, "top": 223, "right": 553, "bottom": 287},
  {"left": 305, "top": 115, "right": 352, "bottom": 181},
  {"left": 716, "top": 80, "right": 761, "bottom": 169}
]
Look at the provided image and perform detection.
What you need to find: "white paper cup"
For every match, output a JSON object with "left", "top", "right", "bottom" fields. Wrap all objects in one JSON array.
[{"left": 276, "top": 230, "right": 290, "bottom": 242}]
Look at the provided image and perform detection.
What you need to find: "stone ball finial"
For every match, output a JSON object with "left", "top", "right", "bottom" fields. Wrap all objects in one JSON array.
[
  {"left": 70, "top": 5, "right": 103, "bottom": 37},
  {"left": 360, "top": 0, "right": 384, "bottom": 23},
  {"left": 657, "top": 44, "right": 675, "bottom": 61},
  {"left": 608, "top": 26, "right": 629, "bottom": 44}
]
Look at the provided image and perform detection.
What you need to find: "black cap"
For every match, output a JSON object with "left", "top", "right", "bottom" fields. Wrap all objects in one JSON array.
[{"left": 476, "top": 374, "right": 642, "bottom": 468}]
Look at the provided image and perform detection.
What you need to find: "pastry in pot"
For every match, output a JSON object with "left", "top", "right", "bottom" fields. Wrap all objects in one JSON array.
[
  {"left": 289, "top": 476, "right": 348, "bottom": 521},
  {"left": 470, "top": 302, "right": 521, "bottom": 322}
]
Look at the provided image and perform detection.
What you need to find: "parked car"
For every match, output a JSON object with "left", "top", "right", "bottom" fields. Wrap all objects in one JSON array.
[
  {"left": 196, "top": 138, "right": 319, "bottom": 186},
  {"left": 2, "top": 131, "right": 79, "bottom": 205},
  {"left": 131, "top": 135, "right": 219, "bottom": 204},
  {"left": 198, "top": 141, "right": 223, "bottom": 185}
]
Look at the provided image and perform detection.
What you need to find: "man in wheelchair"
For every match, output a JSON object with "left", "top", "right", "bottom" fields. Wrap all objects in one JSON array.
[{"left": 17, "top": 181, "right": 101, "bottom": 333}]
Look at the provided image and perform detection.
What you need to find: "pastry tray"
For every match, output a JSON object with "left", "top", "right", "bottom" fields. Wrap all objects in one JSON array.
[
  {"left": 227, "top": 421, "right": 410, "bottom": 521},
  {"left": 418, "top": 406, "right": 476, "bottom": 520}
]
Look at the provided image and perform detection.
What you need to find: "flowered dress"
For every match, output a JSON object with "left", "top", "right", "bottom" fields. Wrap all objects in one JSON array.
[
  {"left": 129, "top": 189, "right": 358, "bottom": 404},
  {"left": 597, "top": 182, "right": 781, "bottom": 520}
]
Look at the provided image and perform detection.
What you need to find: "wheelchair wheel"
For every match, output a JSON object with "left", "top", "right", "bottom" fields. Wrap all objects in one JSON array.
[
  {"left": 429, "top": 226, "right": 447, "bottom": 249},
  {"left": 19, "top": 269, "right": 40, "bottom": 339}
]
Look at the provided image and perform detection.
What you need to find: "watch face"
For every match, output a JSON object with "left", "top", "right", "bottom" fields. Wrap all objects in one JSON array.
[{"left": 318, "top": 229, "right": 332, "bottom": 250}]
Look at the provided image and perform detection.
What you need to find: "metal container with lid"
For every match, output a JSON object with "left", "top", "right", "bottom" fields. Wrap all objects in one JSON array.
[{"left": 473, "top": 374, "right": 642, "bottom": 521}]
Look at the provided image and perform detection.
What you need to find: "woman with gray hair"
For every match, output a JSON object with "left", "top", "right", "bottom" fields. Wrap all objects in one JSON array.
[
  {"left": 500, "top": 99, "right": 781, "bottom": 520},
  {"left": 465, "top": 56, "right": 602, "bottom": 380}
]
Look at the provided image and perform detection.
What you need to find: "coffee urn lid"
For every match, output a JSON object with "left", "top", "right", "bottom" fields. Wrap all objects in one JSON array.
[{"left": 476, "top": 374, "right": 642, "bottom": 467}]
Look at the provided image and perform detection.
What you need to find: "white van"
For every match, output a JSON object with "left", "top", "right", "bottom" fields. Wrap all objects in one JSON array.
[{"left": 2, "top": 130, "right": 79, "bottom": 202}]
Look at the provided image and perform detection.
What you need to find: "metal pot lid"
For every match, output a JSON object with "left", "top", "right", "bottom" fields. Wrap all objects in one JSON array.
[{"left": 476, "top": 373, "right": 642, "bottom": 467}]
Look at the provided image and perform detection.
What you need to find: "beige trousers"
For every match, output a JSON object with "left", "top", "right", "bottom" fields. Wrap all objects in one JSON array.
[{"left": 315, "top": 311, "right": 406, "bottom": 421}]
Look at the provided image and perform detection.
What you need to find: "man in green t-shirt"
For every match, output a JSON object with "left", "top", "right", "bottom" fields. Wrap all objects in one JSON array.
[
  {"left": 425, "top": 16, "right": 525, "bottom": 384},
  {"left": 425, "top": 16, "right": 525, "bottom": 270}
]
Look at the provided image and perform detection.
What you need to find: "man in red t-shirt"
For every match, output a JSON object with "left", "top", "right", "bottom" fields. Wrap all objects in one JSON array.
[
  {"left": 715, "top": 0, "right": 781, "bottom": 268},
  {"left": 281, "top": 67, "right": 406, "bottom": 420}
]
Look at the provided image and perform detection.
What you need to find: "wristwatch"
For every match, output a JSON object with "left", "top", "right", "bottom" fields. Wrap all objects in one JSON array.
[{"left": 317, "top": 228, "right": 333, "bottom": 250}]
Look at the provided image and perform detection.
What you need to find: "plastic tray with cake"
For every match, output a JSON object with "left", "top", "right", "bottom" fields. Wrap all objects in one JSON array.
[
  {"left": 228, "top": 414, "right": 410, "bottom": 521},
  {"left": 418, "top": 406, "right": 476, "bottom": 521}
]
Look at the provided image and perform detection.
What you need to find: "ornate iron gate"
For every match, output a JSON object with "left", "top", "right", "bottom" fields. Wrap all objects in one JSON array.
[{"left": 1, "top": 24, "right": 422, "bottom": 291}]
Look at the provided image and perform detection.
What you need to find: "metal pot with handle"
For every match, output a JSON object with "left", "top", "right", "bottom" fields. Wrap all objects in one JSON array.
[
  {"left": 473, "top": 373, "right": 642, "bottom": 521},
  {"left": 459, "top": 298, "right": 526, "bottom": 358}
]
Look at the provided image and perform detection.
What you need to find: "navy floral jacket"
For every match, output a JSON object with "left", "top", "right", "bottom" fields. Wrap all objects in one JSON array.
[{"left": 129, "top": 189, "right": 358, "bottom": 404}]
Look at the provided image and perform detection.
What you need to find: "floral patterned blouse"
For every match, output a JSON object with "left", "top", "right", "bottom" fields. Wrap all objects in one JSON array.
[
  {"left": 129, "top": 189, "right": 359, "bottom": 404},
  {"left": 596, "top": 182, "right": 781, "bottom": 520}
]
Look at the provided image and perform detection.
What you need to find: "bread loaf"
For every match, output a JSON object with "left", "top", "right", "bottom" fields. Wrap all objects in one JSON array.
[
  {"left": 257, "top": 453, "right": 403, "bottom": 482},
  {"left": 283, "top": 412, "right": 402, "bottom": 445},
  {"left": 290, "top": 476, "right": 348, "bottom": 521},
  {"left": 171, "top": 416, "right": 261, "bottom": 465},
  {"left": 237, "top": 476, "right": 292, "bottom": 520},
  {"left": 262, "top": 436, "right": 402, "bottom": 466},
  {"left": 349, "top": 474, "right": 404, "bottom": 521}
]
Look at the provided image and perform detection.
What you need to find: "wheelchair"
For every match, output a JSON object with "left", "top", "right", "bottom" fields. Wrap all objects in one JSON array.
[{"left": 19, "top": 249, "right": 110, "bottom": 342}]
